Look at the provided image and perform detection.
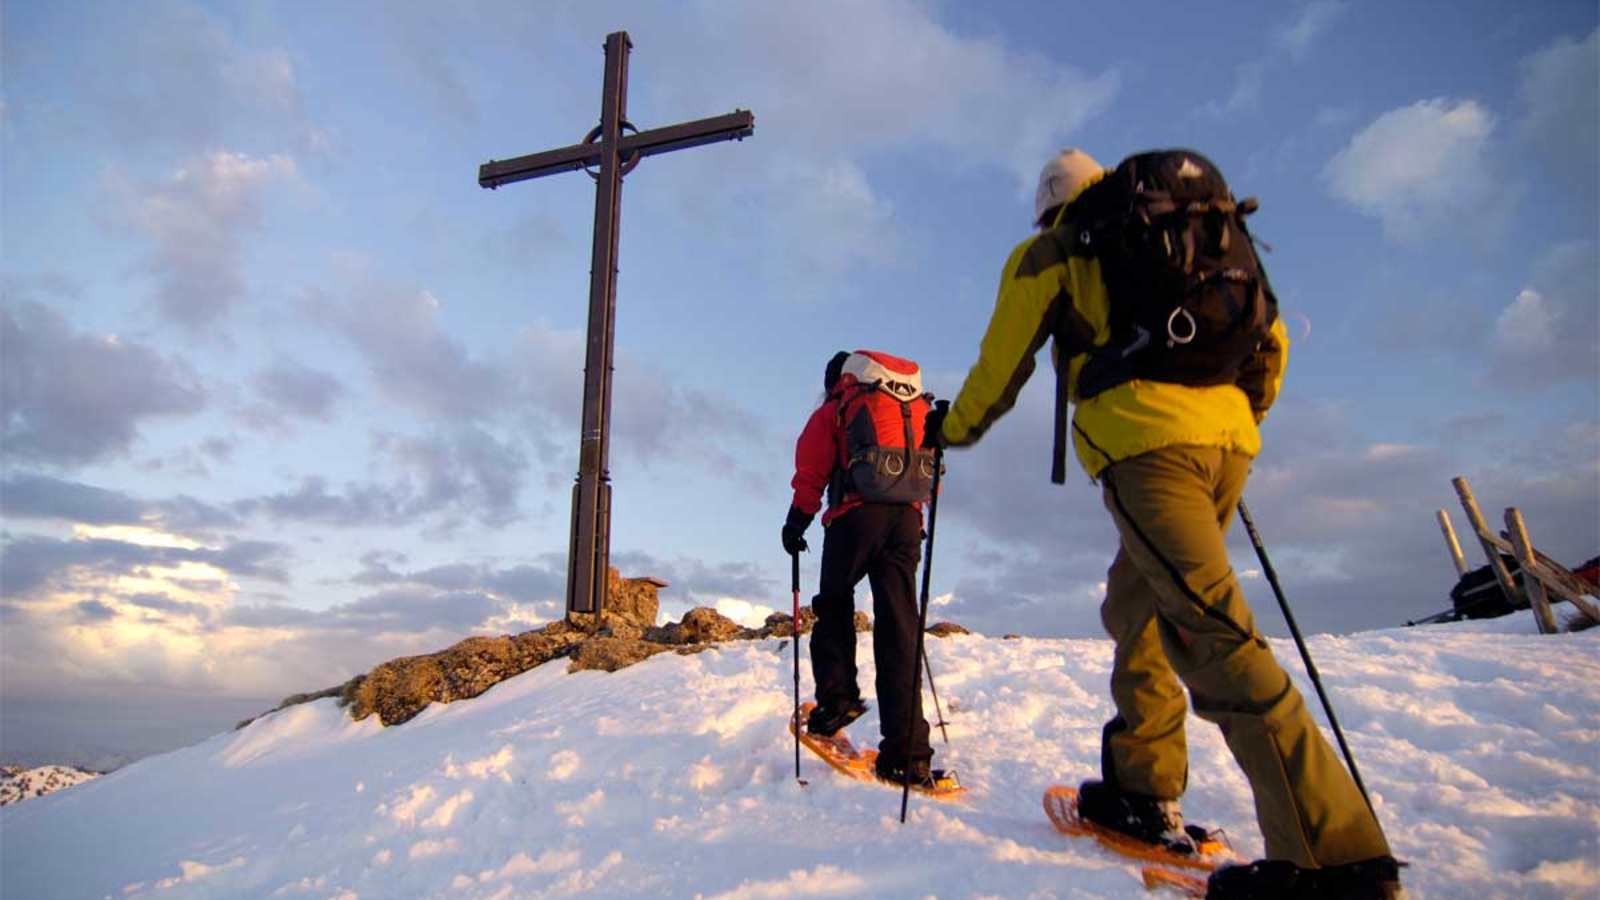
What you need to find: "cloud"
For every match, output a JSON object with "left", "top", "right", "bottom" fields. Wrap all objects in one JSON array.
[
  {"left": 0, "top": 301, "right": 206, "bottom": 466},
  {"left": 64, "top": 1, "right": 324, "bottom": 157},
  {"left": 1488, "top": 241, "right": 1600, "bottom": 389},
  {"left": 377, "top": 427, "right": 531, "bottom": 530},
  {"left": 0, "top": 532, "right": 291, "bottom": 599},
  {"left": 1494, "top": 289, "right": 1556, "bottom": 353},
  {"left": 231, "top": 425, "right": 531, "bottom": 532},
  {"left": 0, "top": 528, "right": 560, "bottom": 700},
  {"left": 1275, "top": 1, "right": 1348, "bottom": 60},
  {"left": 247, "top": 359, "right": 345, "bottom": 426},
  {"left": 313, "top": 266, "right": 777, "bottom": 488},
  {"left": 513, "top": 0, "right": 1114, "bottom": 285},
  {"left": 112, "top": 151, "right": 298, "bottom": 329},
  {"left": 0, "top": 474, "right": 148, "bottom": 526},
  {"left": 1201, "top": 2, "right": 1346, "bottom": 118},
  {"left": 1323, "top": 98, "right": 1500, "bottom": 242},
  {"left": 1518, "top": 28, "right": 1599, "bottom": 201},
  {"left": 609, "top": 551, "right": 778, "bottom": 612},
  {"left": 0, "top": 473, "right": 241, "bottom": 539},
  {"left": 1202, "top": 62, "right": 1267, "bottom": 118}
]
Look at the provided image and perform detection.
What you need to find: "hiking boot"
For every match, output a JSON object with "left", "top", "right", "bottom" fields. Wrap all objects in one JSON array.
[
  {"left": 1206, "top": 855, "right": 1407, "bottom": 899},
  {"left": 1077, "top": 779, "right": 1209, "bottom": 855},
  {"left": 873, "top": 756, "right": 956, "bottom": 790},
  {"left": 806, "top": 698, "right": 868, "bottom": 737}
]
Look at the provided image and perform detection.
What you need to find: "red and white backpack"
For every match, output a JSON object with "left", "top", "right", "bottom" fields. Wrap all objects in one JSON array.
[{"left": 828, "top": 350, "right": 937, "bottom": 505}]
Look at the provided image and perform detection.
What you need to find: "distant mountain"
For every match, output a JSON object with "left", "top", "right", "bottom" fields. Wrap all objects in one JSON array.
[{"left": 0, "top": 764, "right": 101, "bottom": 806}]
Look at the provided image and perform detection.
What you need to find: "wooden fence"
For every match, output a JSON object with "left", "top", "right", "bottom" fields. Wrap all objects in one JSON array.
[{"left": 1434, "top": 476, "right": 1600, "bottom": 633}]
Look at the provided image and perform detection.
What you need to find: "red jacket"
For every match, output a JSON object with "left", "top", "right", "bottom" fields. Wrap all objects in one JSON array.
[{"left": 790, "top": 391, "right": 925, "bottom": 526}]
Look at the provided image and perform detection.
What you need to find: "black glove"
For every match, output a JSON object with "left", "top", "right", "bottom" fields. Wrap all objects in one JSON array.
[
  {"left": 922, "top": 402, "right": 949, "bottom": 449},
  {"left": 782, "top": 505, "right": 814, "bottom": 555}
]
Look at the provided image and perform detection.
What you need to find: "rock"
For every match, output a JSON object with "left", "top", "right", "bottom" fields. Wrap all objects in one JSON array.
[
  {"left": 762, "top": 607, "right": 816, "bottom": 637},
  {"left": 347, "top": 629, "right": 584, "bottom": 726},
  {"left": 568, "top": 636, "right": 670, "bottom": 673},
  {"left": 927, "top": 621, "right": 970, "bottom": 637},
  {"left": 678, "top": 607, "right": 744, "bottom": 643},
  {"left": 566, "top": 568, "right": 665, "bottom": 631},
  {"left": 853, "top": 611, "right": 873, "bottom": 632},
  {"left": 1002, "top": 634, "right": 1022, "bottom": 640}
]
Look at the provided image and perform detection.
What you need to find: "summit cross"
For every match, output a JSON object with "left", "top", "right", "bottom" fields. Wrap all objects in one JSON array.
[{"left": 478, "top": 31, "right": 754, "bottom": 620}]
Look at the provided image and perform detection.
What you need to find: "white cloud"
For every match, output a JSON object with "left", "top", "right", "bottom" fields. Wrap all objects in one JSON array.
[
  {"left": 544, "top": 0, "right": 1117, "bottom": 221},
  {"left": 710, "top": 597, "right": 777, "bottom": 629},
  {"left": 1518, "top": 28, "right": 1599, "bottom": 197},
  {"left": 1201, "top": 2, "right": 1346, "bottom": 118},
  {"left": 1275, "top": 1, "right": 1348, "bottom": 60},
  {"left": 1489, "top": 241, "right": 1600, "bottom": 389},
  {"left": 1323, "top": 98, "right": 1499, "bottom": 242},
  {"left": 114, "top": 152, "right": 298, "bottom": 329},
  {"left": 1494, "top": 289, "right": 1557, "bottom": 353}
]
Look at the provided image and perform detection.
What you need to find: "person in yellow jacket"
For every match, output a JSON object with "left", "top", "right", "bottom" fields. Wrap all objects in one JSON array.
[{"left": 926, "top": 149, "right": 1404, "bottom": 899}]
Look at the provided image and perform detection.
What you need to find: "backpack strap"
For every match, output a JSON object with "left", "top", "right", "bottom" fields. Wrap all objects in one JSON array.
[{"left": 1052, "top": 356, "right": 1070, "bottom": 485}]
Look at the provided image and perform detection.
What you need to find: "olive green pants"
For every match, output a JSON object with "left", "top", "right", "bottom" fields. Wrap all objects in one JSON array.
[{"left": 1097, "top": 445, "right": 1390, "bottom": 867}]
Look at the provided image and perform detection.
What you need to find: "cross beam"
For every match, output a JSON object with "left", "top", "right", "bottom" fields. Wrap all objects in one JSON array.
[
  {"left": 478, "top": 31, "right": 753, "bottom": 621},
  {"left": 479, "top": 111, "right": 754, "bottom": 189}
]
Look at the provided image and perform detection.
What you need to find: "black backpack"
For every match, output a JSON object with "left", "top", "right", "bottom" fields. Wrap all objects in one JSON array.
[{"left": 1065, "top": 150, "right": 1279, "bottom": 401}]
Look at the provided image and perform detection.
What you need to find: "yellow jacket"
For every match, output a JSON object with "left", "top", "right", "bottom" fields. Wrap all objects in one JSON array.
[{"left": 941, "top": 177, "right": 1289, "bottom": 478}]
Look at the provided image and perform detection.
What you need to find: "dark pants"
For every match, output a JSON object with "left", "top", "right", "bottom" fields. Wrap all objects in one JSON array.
[{"left": 811, "top": 503, "right": 932, "bottom": 768}]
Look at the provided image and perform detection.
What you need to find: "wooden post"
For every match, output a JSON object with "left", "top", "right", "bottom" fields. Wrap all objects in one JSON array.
[
  {"left": 1436, "top": 508, "right": 1470, "bottom": 577},
  {"left": 1452, "top": 476, "right": 1524, "bottom": 618},
  {"left": 1504, "top": 507, "right": 1559, "bottom": 634}
]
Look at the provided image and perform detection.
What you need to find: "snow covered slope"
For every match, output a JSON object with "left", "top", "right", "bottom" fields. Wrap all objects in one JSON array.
[
  {"left": 0, "top": 764, "right": 100, "bottom": 806},
  {"left": 2, "top": 620, "right": 1596, "bottom": 899}
]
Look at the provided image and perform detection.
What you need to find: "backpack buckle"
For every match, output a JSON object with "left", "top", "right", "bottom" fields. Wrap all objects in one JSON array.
[{"left": 1166, "top": 308, "right": 1197, "bottom": 346}]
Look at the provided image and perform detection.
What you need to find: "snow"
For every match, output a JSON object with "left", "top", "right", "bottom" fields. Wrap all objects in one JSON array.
[
  {"left": 0, "top": 765, "right": 100, "bottom": 806},
  {"left": 2, "top": 618, "right": 1597, "bottom": 899}
]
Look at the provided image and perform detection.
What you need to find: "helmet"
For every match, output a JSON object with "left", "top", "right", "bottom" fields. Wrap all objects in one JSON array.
[{"left": 1033, "top": 148, "right": 1102, "bottom": 228}]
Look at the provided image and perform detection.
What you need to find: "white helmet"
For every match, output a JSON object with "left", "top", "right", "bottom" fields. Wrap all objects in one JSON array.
[{"left": 1033, "top": 148, "right": 1102, "bottom": 228}]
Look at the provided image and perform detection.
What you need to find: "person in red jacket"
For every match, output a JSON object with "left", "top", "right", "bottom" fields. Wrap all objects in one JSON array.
[{"left": 783, "top": 350, "right": 935, "bottom": 785}]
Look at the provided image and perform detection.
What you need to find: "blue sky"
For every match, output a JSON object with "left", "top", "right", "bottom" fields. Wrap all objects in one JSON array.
[{"left": 3, "top": 0, "right": 1596, "bottom": 766}]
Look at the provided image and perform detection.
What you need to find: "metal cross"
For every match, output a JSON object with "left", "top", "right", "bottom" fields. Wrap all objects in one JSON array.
[{"left": 478, "top": 31, "right": 753, "bottom": 620}]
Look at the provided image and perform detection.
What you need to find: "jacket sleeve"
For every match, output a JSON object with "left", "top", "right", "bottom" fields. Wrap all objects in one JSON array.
[
  {"left": 1237, "top": 315, "right": 1290, "bottom": 424},
  {"left": 942, "top": 234, "right": 1071, "bottom": 447},
  {"left": 790, "top": 402, "right": 838, "bottom": 515}
]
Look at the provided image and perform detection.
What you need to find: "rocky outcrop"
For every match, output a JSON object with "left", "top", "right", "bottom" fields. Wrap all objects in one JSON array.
[
  {"left": 0, "top": 765, "right": 100, "bottom": 806},
  {"left": 247, "top": 571, "right": 965, "bottom": 729},
  {"left": 345, "top": 625, "right": 588, "bottom": 726},
  {"left": 568, "top": 636, "right": 672, "bottom": 673},
  {"left": 927, "top": 621, "right": 971, "bottom": 637}
]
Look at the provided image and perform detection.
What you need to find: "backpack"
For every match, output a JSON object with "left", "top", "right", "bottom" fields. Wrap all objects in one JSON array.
[
  {"left": 1065, "top": 149, "right": 1279, "bottom": 401},
  {"left": 827, "top": 350, "right": 937, "bottom": 506}
]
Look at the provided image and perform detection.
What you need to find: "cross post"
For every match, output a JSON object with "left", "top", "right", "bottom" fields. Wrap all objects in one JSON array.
[{"left": 478, "top": 31, "right": 753, "bottom": 622}]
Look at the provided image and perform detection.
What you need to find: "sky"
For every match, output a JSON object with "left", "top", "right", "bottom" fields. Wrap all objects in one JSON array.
[
  {"left": 3, "top": 619, "right": 1597, "bottom": 898},
  {"left": 2, "top": 0, "right": 1597, "bottom": 766}
]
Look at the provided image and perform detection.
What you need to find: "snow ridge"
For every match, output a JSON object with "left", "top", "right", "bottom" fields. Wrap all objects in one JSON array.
[{"left": 0, "top": 620, "right": 1596, "bottom": 899}]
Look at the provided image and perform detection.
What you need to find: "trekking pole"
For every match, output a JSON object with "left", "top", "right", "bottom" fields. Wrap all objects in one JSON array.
[
  {"left": 1237, "top": 499, "right": 1373, "bottom": 814},
  {"left": 791, "top": 550, "right": 806, "bottom": 786},
  {"left": 902, "top": 401, "right": 949, "bottom": 824},
  {"left": 924, "top": 642, "right": 950, "bottom": 745}
]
